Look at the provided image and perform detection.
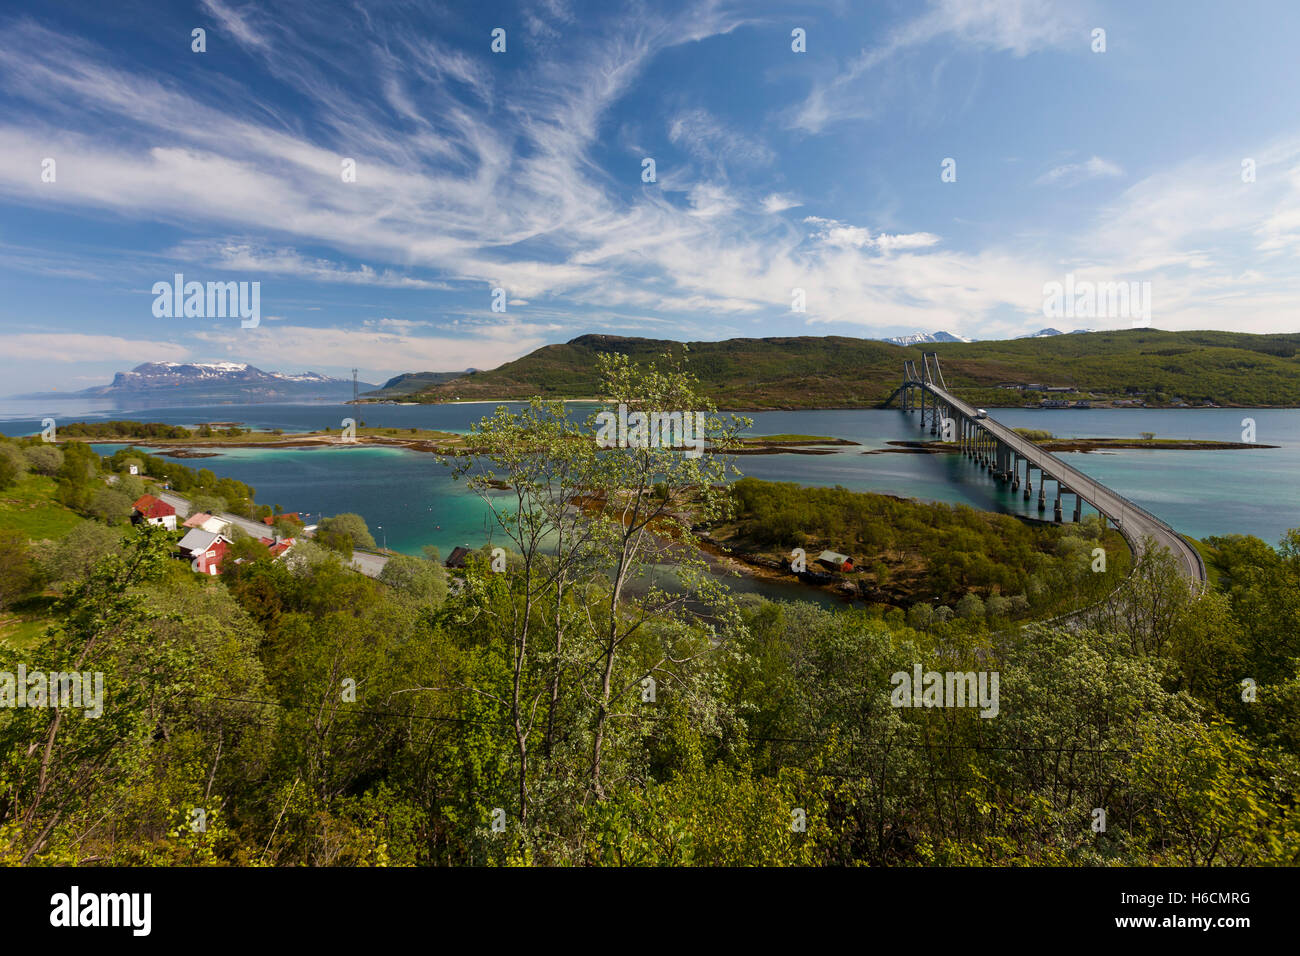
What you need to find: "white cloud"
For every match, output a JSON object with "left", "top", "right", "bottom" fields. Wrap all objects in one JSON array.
[
  {"left": 198, "top": 0, "right": 271, "bottom": 53},
  {"left": 4, "top": 3, "right": 1300, "bottom": 360},
  {"left": 190, "top": 323, "right": 548, "bottom": 377},
  {"left": 167, "top": 240, "right": 457, "bottom": 290},
  {"left": 1035, "top": 156, "right": 1124, "bottom": 186},
  {"left": 805, "top": 216, "right": 941, "bottom": 252},
  {"left": 364, "top": 318, "right": 431, "bottom": 333},
  {"left": 789, "top": 0, "right": 1086, "bottom": 133},
  {"left": 0, "top": 333, "right": 190, "bottom": 363},
  {"left": 762, "top": 193, "right": 802, "bottom": 214},
  {"left": 668, "top": 108, "right": 775, "bottom": 170}
]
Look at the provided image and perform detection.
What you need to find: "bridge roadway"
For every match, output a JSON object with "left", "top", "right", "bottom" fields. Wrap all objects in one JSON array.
[{"left": 906, "top": 378, "right": 1206, "bottom": 588}]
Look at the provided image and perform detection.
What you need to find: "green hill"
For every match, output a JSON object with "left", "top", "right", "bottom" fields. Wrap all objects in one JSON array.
[
  {"left": 401, "top": 330, "right": 1300, "bottom": 409},
  {"left": 363, "top": 370, "right": 473, "bottom": 398}
]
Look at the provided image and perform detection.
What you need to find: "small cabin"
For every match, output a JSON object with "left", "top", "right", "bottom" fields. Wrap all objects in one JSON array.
[{"left": 816, "top": 550, "right": 854, "bottom": 572}]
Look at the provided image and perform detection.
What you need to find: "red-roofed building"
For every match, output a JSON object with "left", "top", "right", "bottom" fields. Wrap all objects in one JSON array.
[
  {"left": 132, "top": 494, "right": 177, "bottom": 531},
  {"left": 268, "top": 538, "right": 296, "bottom": 559},
  {"left": 192, "top": 537, "right": 229, "bottom": 575},
  {"left": 183, "top": 512, "right": 229, "bottom": 534},
  {"left": 262, "top": 512, "right": 302, "bottom": 526},
  {"left": 177, "top": 528, "right": 229, "bottom": 575}
]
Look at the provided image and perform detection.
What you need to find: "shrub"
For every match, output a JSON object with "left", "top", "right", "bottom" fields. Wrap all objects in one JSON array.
[
  {"left": 23, "top": 444, "right": 64, "bottom": 476},
  {"left": 316, "top": 513, "right": 376, "bottom": 552},
  {"left": 0, "top": 443, "right": 28, "bottom": 489}
]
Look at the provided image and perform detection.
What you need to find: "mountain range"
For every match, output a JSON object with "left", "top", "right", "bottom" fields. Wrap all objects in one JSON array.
[
  {"left": 879, "top": 328, "right": 1095, "bottom": 345},
  {"left": 28, "top": 362, "right": 376, "bottom": 402},
  {"left": 877, "top": 331, "right": 970, "bottom": 346},
  {"left": 1016, "top": 328, "right": 1098, "bottom": 338}
]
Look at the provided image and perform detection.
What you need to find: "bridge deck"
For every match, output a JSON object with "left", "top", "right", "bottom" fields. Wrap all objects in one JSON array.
[{"left": 906, "top": 380, "right": 1206, "bottom": 586}]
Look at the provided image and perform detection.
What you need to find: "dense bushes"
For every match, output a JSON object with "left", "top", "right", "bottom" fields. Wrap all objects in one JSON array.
[
  {"left": 725, "top": 477, "right": 1126, "bottom": 616},
  {"left": 56, "top": 421, "right": 194, "bottom": 439},
  {"left": 3, "top": 506, "right": 1299, "bottom": 865}
]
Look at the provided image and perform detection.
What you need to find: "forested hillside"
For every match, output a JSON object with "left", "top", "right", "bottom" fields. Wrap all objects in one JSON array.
[{"left": 401, "top": 330, "right": 1300, "bottom": 409}]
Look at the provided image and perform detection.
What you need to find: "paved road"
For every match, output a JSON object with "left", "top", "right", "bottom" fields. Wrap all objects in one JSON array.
[
  {"left": 155, "top": 491, "right": 270, "bottom": 539},
  {"left": 917, "top": 383, "right": 1206, "bottom": 587}
]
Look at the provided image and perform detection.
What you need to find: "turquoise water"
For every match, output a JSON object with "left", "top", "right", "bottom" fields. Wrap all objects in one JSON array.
[{"left": 6, "top": 402, "right": 1299, "bottom": 554}]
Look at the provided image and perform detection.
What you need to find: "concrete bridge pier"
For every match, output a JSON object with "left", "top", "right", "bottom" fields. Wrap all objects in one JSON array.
[
  {"left": 1073, "top": 494, "right": 1083, "bottom": 523},
  {"left": 1054, "top": 483, "right": 1064, "bottom": 523},
  {"left": 1011, "top": 454, "right": 1020, "bottom": 491},
  {"left": 1038, "top": 476, "right": 1047, "bottom": 512},
  {"left": 1024, "top": 466, "right": 1033, "bottom": 501}
]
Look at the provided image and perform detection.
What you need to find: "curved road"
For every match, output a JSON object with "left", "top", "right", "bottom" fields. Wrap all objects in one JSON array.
[{"left": 913, "top": 382, "right": 1206, "bottom": 588}]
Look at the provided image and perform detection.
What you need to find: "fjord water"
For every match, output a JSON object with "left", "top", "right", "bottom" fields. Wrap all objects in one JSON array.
[{"left": 3, "top": 401, "right": 1298, "bottom": 556}]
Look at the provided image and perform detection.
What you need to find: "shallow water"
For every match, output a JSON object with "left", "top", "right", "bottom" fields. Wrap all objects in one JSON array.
[{"left": 4, "top": 401, "right": 1297, "bottom": 555}]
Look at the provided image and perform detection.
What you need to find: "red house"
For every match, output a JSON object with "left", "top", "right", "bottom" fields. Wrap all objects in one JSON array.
[
  {"left": 177, "top": 528, "right": 229, "bottom": 575},
  {"left": 193, "top": 537, "right": 229, "bottom": 575},
  {"left": 132, "top": 494, "right": 177, "bottom": 530}
]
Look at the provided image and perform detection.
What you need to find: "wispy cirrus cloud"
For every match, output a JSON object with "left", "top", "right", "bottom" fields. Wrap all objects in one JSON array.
[
  {"left": 1035, "top": 156, "right": 1123, "bottom": 186},
  {"left": 2, "top": 0, "right": 1300, "bottom": 398},
  {"left": 168, "top": 240, "right": 458, "bottom": 290},
  {"left": 788, "top": 0, "right": 1087, "bottom": 133}
]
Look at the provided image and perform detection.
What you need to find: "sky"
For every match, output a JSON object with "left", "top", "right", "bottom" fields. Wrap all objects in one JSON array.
[{"left": 2, "top": 0, "right": 1300, "bottom": 393}]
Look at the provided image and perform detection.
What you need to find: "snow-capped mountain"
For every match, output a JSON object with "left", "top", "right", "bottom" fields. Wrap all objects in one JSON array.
[
  {"left": 879, "top": 331, "right": 971, "bottom": 346},
  {"left": 71, "top": 362, "right": 376, "bottom": 401},
  {"left": 1016, "top": 328, "right": 1097, "bottom": 338}
]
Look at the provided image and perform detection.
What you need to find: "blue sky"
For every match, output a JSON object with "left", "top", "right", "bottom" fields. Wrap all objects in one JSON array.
[{"left": 3, "top": 0, "right": 1300, "bottom": 392}]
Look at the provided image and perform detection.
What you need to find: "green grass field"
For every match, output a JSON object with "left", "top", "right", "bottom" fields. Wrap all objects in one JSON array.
[
  {"left": 0, "top": 614, "right": 51, "bottom": 650},
  {"left": 0, "top": 474, "right": 84, "bottom": 540}
]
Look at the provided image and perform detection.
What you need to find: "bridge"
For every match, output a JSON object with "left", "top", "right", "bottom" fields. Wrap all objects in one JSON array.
[{"left": 883, "top": 353, "right": 1206, "bottom": 586}]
